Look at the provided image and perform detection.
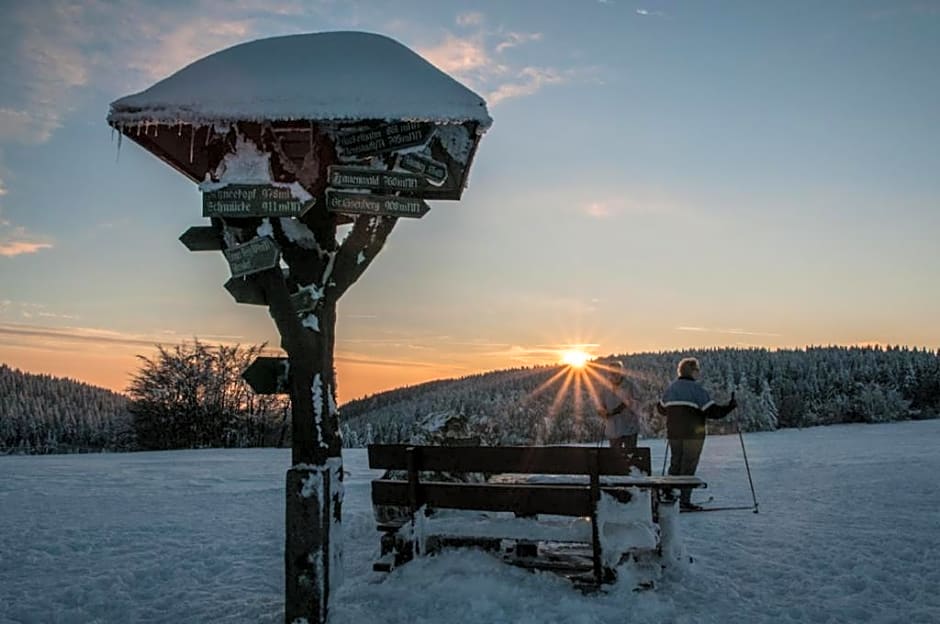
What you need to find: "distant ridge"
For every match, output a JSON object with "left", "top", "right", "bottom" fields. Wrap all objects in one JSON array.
[
  {"left": 0, "top": 363, "right": 132, "bottom": 454},
  {"left": 339, "top": 346, "right": 940, "bottom": 446}
]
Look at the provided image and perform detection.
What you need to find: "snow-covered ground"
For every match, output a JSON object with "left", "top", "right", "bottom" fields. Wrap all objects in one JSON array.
[{"left": 2, "top": 420, "right": 938, "bottom": 624}]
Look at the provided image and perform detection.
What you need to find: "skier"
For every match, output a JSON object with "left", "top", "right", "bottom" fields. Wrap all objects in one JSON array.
[
  {"left": 597, "top": 361, "right": 641, "bottom": 450},
  {"left": 657, "top": 357, "right": 737, "bottom": 510}
]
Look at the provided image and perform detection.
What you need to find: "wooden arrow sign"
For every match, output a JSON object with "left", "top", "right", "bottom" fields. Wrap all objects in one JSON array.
[
  {"left": 242, "top": 356, "right": 289, "bottom": 394},
  {"left": 398, "top": 154, "right": 448, "bottom": 185},
  {"left": 326, "top": 190, "right": 429, "bottom": 219},
  {"left": 179, "top": 226, "right": 223, "bottom": 251},
  {"left": 223, "top": 236, "right": 280, "bottom": 278},
  {"left": 203, "top": 185, "right": 315, "bottom": 218},
  {"left": 328, "top": 166, "right": 431, "bottom": 195},
  {"left": 336, "top": 122, "right": 434, "bottom": 158},
  {"left": 224, "top": 277, "right": 267, "bottom": 305}
]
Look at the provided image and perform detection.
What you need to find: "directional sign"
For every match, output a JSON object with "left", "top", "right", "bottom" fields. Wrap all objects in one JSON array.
[
  {"left": 203, "top": 185, "right": 314, "bottom": 218},
  {"left": 179, "top": 226, "right": 223, "bottom": 251},
  {"left": 223, "top": 236, "right": 280, "bottom": 278},
  {"left": 224, "top": 277, "right": 267, "bottom": 305},
  {"left": 336, "top": 122, "right": 434, "bottom": 158},
  {"left": 242, "top": 357, "right": 289, "bottom": 395},
  {"left": 328, "top": 166, "right": 430, "bottom": 195},
  {"left": 326, "top": 190, "right": 429, "bottom": 219},
  {"left": 398, "top": 153, "right": 448, "bottom": 185}
]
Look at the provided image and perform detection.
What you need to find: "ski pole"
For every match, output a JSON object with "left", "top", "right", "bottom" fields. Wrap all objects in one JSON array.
[
  {"left": 661, "top": 437, "right": 669, "bottom": 476},
  {"left": 735, "top": 421, "right": 759, "bottom": 514}
]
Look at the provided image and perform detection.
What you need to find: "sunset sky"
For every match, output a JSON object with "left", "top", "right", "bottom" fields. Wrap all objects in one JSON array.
[{"left": 1, "top": 1, "right": 938, "bottom": 402}]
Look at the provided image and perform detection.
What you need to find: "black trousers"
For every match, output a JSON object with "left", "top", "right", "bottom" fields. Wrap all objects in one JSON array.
[
  {"left": 668, "top": 437, "right": 705, "bottom": 503},
  {"left": 609, "top": 434, "right": 637, "bottom": 450}
]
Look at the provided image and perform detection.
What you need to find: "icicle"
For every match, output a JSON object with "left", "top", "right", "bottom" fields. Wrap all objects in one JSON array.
[
  {"left": 204, "top": 125, "right": 211, "bottom": 146},
  {"left": 155, "top": 123, "right": 159, "bottom": 137},
  {"left": 189, "top": 125, "right": 195, "bottom": 163},
  {"left": 135, "top": 122, "right": 141, "bottom": 136},
  {"left": 178, "top": 121, "right": 183, "bottom": 136},
  {"left": 116, "top": 129, "right": 123, "bottom": 163},
  {"left": 110, "top": 127, "right": 114, "bottom": 144}
]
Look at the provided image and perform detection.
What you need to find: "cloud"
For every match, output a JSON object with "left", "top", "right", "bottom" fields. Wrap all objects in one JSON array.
[
  {"left": 124, "top": 17, "right": 253, "bottom": 83},
  {"left": 0, "top": 238, "right": 54, "bottom": 257},
  {"left": 578, "top": 194, "right": 686, "bottom": 219},
  {"left": 583, "top": 201, "right": 615, "bottom": 219},
  {"left": 419, "top": 33, "right": 492, "bottom": 75},
  {"left": 456, "top": 12, "right": 484, "bottom": 27},
  {"left": 488, "top": 67, "right": 564, "bottom": 104},
  {"left": 0, "top": 3, "right": 92, "bottom": 145},
  {"left": 416, "top": 18, "right": 573, "bottom": 106},
  {"left": 0, "top": 322, "right": 176, "bottom": 350},
  {"left": 495, "top": 32, "right": 543, "bottom": 54},
  {"left": 676, "top": 326, "right": 782, "bottom": 338}
]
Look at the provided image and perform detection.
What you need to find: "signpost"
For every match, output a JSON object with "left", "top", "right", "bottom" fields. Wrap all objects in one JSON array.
[
  {"left": 108, "top": 30, "right": 489, "bottom": 624},
  {"left": 223, "top": 236, "right": 280, "bottom": 278},
  {"left": 242, "top": 356, "right": 290, "bottom": 394},
  {"left": 326, "top": 190, "right": 430, "bottom": 219},
  {"left": 399, "top": 153, "right": 448, "bottom": 185},
  {"left": 335, "top": 122, "right": 433, "bottom": 158},
  {"left": 328, "top": 166, "right": 430, "bottom": 195},
  {"left": 203, "top": 184, "right": 315, "bottom": 218},
  {"left": 179, "top": 226, "right": 223, "bottom": 251}
]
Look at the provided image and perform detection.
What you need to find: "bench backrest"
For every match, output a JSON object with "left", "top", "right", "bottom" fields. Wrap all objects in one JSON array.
[{"left": 368, "top": 444, "right": 652, "bottom": 476}]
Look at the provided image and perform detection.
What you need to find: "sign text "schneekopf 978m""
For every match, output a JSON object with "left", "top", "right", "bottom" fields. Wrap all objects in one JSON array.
[{"left": 203, "top": 185, "right": 313, "bottom": 218}]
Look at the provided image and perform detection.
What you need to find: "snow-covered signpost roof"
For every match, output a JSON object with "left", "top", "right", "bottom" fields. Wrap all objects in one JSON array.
[{"left": 107, "top": 31, "right": 490, "bottom": 624}]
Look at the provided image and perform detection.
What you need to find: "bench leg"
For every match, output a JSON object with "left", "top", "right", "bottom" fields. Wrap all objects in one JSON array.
[{"left": 658, "top": 497, "right": 686, "bottom": 567}]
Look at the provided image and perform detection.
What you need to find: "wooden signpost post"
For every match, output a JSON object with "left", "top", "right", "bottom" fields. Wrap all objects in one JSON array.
[{"left": 108, "top": 31, "right": 490, "bottom": 624}]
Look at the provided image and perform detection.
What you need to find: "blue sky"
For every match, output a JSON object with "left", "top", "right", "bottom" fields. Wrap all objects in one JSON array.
[{"left": 1, "top": 0, "right": 938, "bottom": 400}]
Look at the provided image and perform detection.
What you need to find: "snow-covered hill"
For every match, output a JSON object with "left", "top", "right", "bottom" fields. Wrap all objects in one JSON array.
[
  {"left": 0, "top": 364, "right": 132, "bottom": 454},
  {"left": 1, "top": 420, "right": 938, "bottom": 623},
  {"left": 341, "top": 346, "right": 940, "bottom": 446}
]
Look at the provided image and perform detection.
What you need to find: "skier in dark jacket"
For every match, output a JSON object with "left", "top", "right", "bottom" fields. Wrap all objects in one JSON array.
[{"left": 657, "top": 357, "right": 736, "bottom": 510}]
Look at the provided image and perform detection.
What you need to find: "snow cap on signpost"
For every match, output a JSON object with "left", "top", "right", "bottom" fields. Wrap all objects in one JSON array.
[{"left": 107, "top": 31, "right": 491, "bottom": 203}]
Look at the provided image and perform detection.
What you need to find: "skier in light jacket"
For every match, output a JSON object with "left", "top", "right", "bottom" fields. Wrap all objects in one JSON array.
[
  {"left": 597, "top": 361, "right": 641, "bottom": 450},
  {"left": 657, "top": 357, "right": 736, "bottom": 510}
]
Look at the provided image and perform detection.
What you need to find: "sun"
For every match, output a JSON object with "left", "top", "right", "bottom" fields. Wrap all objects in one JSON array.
[{"left": 560, "top": 349, "right": 591, "bottom": 369}]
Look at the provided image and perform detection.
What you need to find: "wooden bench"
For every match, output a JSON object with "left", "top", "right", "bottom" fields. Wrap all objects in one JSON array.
[{"left": 368, "top": 444, "right": 706, "bottom": 586}]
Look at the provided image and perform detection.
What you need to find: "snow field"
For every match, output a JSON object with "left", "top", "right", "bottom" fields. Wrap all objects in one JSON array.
[{"left": 1, "top": 421, "right": 939, "bottom": 623}]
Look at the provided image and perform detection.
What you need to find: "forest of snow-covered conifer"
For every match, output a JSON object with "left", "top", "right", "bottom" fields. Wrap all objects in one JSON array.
[
  {"left": 3, "top": 345, "right": 939, "bottom": 454},
  {"left": 340, "top": 346, "right": 940, "bottom": 447},
  {"left": 0, "top": 364, "right": 133, "bottom": 454}
]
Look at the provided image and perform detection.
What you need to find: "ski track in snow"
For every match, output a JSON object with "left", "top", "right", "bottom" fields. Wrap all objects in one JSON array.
[{"left": 1, "top": 421, "right": 939, "bottom": 623}]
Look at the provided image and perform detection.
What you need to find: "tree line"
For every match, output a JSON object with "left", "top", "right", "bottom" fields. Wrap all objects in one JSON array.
[
  {"left": 1, "top": 341, "right": 289, "bottom": 454},
  {"left": 3, "top": 343, "right": 938, "bottom": 454},
  {"left": 340, "top": 345, "right": 940, "bottom": 446}
]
